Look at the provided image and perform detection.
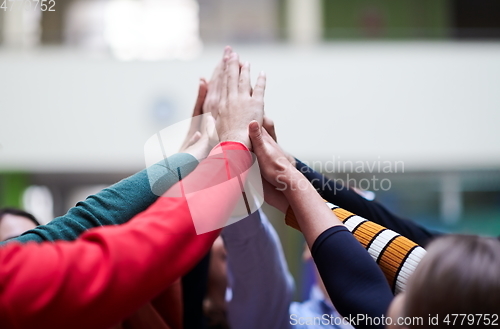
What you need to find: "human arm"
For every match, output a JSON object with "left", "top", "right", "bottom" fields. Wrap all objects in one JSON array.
[
  {"left": 248, "top": 122, "right": 394, "bottom": 328},
  {"left": 222, "top": 209, "right": 294, "bottom": 329},
  {"left": 3, "top": 49, "right": 232, "bottom": 246},
  {"left": 286, "top": 202, "right": 427, "bottom": 294},
  {"left": 2, "top": 152, "right": 198, "bottom": 244},
  {"left": 3, "top": 74, "right": 216, "bottom": 245},
  {"left": 0, "top": 141, "right": 252, "bottom": 329},
  {"left": 0, "top": 46, "right": 266, "bottom": 329},
  {"left": 295, "top": 159, "right": 441, "bottom": 247},
  {"left": 259, "top": 119, "right": 428, "bottom": 294}
]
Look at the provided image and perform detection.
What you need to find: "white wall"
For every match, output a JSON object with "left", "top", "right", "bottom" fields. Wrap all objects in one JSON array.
[{"left": 0, "top": 42, "right": 499, "bottom": 173}]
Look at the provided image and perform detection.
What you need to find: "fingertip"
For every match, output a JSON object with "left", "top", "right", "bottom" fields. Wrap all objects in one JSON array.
[
  {"left": 240, "top": 61, "right": 249, "bottom": 72},
  {"left": 249, "top": 120, "right": 260, "bottom": 133},
  {"left": 207, "top": 113, "right": 216, "bottom": 124},
  {"left": 223, "top": 46, "right": 232, "bottom": 58},
  {"left": 189, "top": 131, "right": 202, "bottom": 146},
  {"left": 199, "top": 79, "right": 208, "bottom": 91}
]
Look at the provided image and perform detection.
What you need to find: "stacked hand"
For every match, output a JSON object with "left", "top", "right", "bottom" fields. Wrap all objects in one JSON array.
[
  {"left": 180, "top": 46, "right": 295, "bottom": 213},
  {"left": 181, "top": 46, "right": 266, "bottom": 157},
  {"left": 179, "top": 47, "right": 231, "bottom": 158},
  {"left": 248, "top": 121, "right": 295, "bottom": 213},
  {"left": 215, "top": 51, "right": 266, "bottom": 149}
]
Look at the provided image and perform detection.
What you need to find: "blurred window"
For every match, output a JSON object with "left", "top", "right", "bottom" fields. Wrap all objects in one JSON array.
[
  {"left": 64, "top": 0, "right": 202, "bottom": 60},
  {"left": 322, "top": 0, "right": 450, "bottom": 39},
  {"left": 321, "top": 0, "right": 500, "bottom": 40}
]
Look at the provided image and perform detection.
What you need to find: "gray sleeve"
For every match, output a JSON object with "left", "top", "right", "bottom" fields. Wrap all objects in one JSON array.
[{"left": 222, "top": 209, "right": 294, "bottom": 329}]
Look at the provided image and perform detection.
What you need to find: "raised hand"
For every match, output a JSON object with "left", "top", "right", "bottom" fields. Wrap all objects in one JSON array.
[
  {"left": 180, "top": 114, "right": 217, "bottom": 160},
  {"left": 247, "top": 120, "right": 298, "bottom": 215},
  {"left": 262, "top": 115, "right": 296, "bottom": 166},
  {"left": 248, "top": 121, "right": 295, "bottom": 188},
  {"left": 179, "top": 79, "right": 208, "bottom": 153},
  {"left": 216, "top": 52, "right": 266, "bottom": 149},
  {"left": 202, "top": 46, "right": 232, "bottom": 118},
  {"left": 181, "top": 46, "right": 234, "bottom": 153}
]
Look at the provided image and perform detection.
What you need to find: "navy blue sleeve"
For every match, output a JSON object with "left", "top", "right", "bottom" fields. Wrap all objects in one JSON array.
[
  {"left": 296, "top": 159, "right": 441, "bottom": 247},
  {"left": 312, "top": 226, "right": 393, "bottom": 329}
]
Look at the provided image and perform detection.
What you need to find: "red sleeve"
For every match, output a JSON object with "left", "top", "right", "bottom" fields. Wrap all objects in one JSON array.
[{"left": 0, "top": 142, "right": 251, "bottom": 329}]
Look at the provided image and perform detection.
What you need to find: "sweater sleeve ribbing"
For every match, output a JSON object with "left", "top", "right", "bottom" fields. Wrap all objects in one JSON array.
[
  {"left": 295, "top": 159, "right": 441, "bottom": 247},
  {"left": 286, "top": 201, "right": 426, "bottom": 294}
]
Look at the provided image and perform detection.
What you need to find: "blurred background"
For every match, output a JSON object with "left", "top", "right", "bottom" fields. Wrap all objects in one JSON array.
[{"left": 1, "top": 0, "right": 500, "bottom": 300}]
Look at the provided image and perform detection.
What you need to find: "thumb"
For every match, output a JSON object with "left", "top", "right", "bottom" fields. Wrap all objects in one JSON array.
[
  {"left": 187, "top": 131, "right": 202, "bottom": 147},
  {"left": 204, "top": 114, "right": 217, "bottom": 142},
  {"left": 193, "top": 78, "right": 208, "bottom": 117},
  {"left": 248, "top": 120, "right": 264, "bottom": 152}
]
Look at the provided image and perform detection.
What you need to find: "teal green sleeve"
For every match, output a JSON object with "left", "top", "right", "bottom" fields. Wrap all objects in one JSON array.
[{"left": 2, "top": 153, "right": 198, "bottom": 245}]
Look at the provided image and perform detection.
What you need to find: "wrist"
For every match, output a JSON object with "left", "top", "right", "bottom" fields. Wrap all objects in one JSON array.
[
  {"left": 280, "top": 169, "right": 311, "bottom": 196},
  {"left": 219, "top": 132, "right": 251, "bottom": 150},
  {"left": 184, "top": 146, "right": 207, "bottom": 161},
  {"left": 182, "top": 138, "right": 212, "bottom": 161},
  {"left": 271, "top": 165, "right": 301, "bottom": 191},
  {"left": 274, "top": 196, "right": 290, "bottom": 214}
]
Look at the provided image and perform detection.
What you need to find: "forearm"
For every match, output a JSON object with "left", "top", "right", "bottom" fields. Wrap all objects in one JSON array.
[
  {"left": 280, "top": 169, "right": 394, "bottom": 326},
  {"left": 3, "top": 153, "right": 198, "bottom": 245},
  {"left": 281, "top": 168, "right": 343, "bottom": 248},
  {"left": 286, "top": 202, "right": 427, "bottom": 294},
  {"left": 0, "top": 142, "right": 251, "bottom": 329},
  {"left": 0, "top": 198, "right": 217, "bottom": 329},
  {"left": 222, "top": 210, "right": 294, "bottom": 329}
]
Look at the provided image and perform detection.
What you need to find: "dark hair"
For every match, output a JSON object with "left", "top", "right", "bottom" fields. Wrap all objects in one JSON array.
[
  {"left": 405, "top": 235, "right": 500, "bottom": 328},
  {"left": 0, "top": 208, "right": 41, "bottom": 226}
]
